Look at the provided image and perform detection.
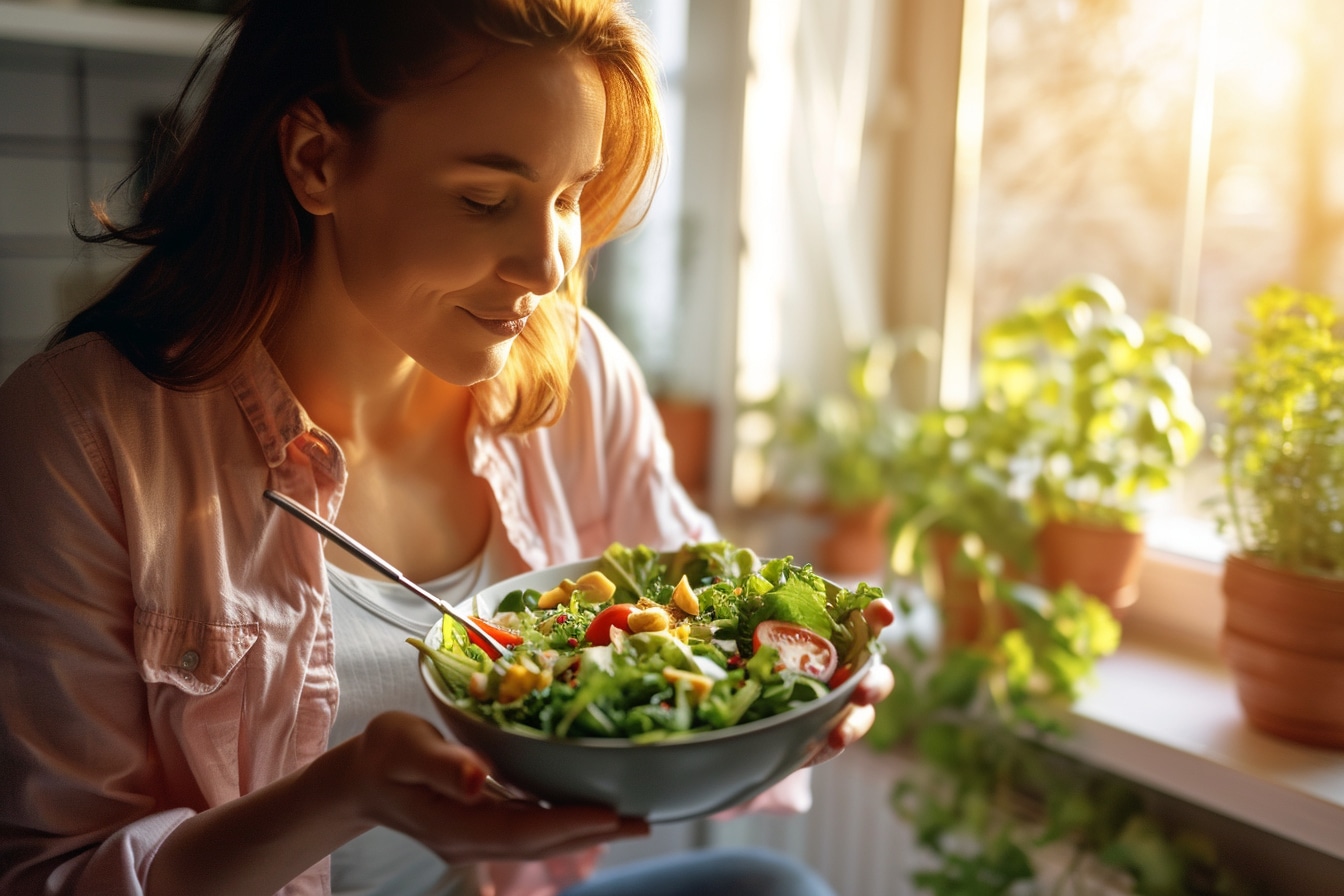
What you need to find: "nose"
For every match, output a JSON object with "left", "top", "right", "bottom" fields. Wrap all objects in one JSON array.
[{"left": 497, "top": 207, "right": 576, "bottom": 297}]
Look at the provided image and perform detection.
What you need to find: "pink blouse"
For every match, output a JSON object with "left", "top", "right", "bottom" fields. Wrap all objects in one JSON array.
[{"left": 0, "top": 310, "right": 807, "bottom": 896}]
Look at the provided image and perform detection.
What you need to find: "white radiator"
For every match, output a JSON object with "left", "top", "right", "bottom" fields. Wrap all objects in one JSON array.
[
  {"left": 704, "top": 745, "right": 924, "bottom": 896},
  {"left": 701, "top": 745, "right": 1134, "bottom": 896},
  {"left": 601, "top": 742, "right": 1135, "bottom": 894}
]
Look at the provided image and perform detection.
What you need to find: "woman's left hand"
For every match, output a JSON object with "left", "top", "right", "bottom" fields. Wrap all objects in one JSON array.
[{"left": 806, "top": 598, "right": 896, "bottom": 766}]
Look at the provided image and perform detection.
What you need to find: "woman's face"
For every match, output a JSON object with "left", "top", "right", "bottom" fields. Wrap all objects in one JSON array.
[{"left": 317, "top": 43, "right": 606, "bottom": 385}]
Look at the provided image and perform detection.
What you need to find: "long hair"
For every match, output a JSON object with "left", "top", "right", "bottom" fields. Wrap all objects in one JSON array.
[{"left": 53, "top": 0, "right": 663, "bottom": 433}]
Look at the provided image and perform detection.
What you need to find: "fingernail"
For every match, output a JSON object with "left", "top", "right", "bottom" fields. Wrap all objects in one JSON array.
[
  {"left": 828, "top": 723, "right": 851, "bottom": 751},
  {"left": 461, "top": 763, "right": 486, "bottom": 798}
]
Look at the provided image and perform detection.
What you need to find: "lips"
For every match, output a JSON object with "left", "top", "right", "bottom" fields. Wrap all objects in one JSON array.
[{"left": 464, "top": 308, "right": 532, "bottom": 338}]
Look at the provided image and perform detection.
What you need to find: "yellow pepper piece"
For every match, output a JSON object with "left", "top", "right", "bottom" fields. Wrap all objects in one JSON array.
[
  {"left": 670, "top": 575, "right": 699, "bottom": 615},
  {"left": 573, "top": 571, "right": 617, "bottom": 604},
  {"left": 497, "top": 664, "right": 540, "bottom": 703},
  {"left": 537, "top": 578, "right": 578, "bottom": 609},
  {"left": 663, "top": 667, "right": 715, "bottom": 703}
]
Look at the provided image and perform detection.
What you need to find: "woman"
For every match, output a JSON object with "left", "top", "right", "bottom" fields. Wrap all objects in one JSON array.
[{"left": 0, "top": 1, "right": 894, "bottom": 894}]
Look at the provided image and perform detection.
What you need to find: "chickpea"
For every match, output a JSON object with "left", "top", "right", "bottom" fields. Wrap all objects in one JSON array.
[{"left": 628, "top": 606, "right": 670, "bottom": 633}]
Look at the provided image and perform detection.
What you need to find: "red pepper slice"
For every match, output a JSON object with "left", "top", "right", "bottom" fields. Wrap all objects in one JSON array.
[{"left": 467, "top": 617, "right": 524, "bottom": 658}]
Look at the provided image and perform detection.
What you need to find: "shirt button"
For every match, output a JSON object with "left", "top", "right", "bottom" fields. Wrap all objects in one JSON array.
[{"left": 179, "top": 650, "right": 201, "bottom": 672}]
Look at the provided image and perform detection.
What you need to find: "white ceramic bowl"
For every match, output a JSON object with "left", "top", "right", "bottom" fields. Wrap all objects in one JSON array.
[{"left": 417, "top": 556, "right": 877, "bottom": 823}]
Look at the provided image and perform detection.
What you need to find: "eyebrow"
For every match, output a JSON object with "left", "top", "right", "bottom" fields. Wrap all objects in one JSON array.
[{"left": 460, "top": 152, "right": 605, "bottom": 185}]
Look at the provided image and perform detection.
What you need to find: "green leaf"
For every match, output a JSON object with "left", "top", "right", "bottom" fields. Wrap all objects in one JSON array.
[
  {"left": 762, "top": 573, "right": 834, "bottom": 637},
  {"left": 597, "top": 542, "right": 665, "bottom": 603},
  {"left": 1100, "top": 817, "right": 1186, "bottom": 896},
  {"left": 915, "top": 722, "right": 963, "bottom": 769},
  {"left": 926, "top": 649, "right": 991, "bottom": 710}
]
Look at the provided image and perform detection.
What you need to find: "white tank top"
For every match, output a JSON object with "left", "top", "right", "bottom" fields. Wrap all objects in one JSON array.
[{"left": 325, "top": 511, "right": 515, "bottom": 896}]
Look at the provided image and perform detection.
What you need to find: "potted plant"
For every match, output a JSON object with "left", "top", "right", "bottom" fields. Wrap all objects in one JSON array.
[
  {"left": 887, "top": 400, "right": 1038, "bottom": 645},
  {"left": 889, "top": 276, "right": 1210, "bottom": 639},
  {"left": 868, "top": 565, "right": 1252, "bottom": 895},
  {"left": 977, "top": 275, "right": 1211, "bottom": 618},
  {"left": 653, "top": 394, "right": 714, "bottom": 505},
  {"left": 1214, "top": 286, "right": 1344, "bottom": 749},
  {"left": 758, "top": 335, "right": 925, "bottom": 576}
]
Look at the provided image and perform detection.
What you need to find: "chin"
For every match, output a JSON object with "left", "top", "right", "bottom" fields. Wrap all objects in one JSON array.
[{"left": 427, "top": 339, "right": 514, "bottom": 386}]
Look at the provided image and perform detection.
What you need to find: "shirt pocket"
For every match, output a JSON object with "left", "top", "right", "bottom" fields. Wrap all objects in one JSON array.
[{"left": 134, "top": 607, "right": 259, "bottom": 696}]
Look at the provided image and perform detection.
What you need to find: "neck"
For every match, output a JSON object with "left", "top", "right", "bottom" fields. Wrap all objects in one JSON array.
[{"left": 264, "top": 252, "right": 471, "bottom": 452}]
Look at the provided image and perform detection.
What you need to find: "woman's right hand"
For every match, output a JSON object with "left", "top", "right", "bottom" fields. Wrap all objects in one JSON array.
[
  {"left": 336, "top": 711, "right": 648, "bottom": 865},
  {"left": 149, "top": 711, "right": 646, "bottom": 896}
]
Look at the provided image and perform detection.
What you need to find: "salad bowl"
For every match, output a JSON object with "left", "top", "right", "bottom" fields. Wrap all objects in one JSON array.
[{"left": 415, "top": 547, "right": 881, "bottom": 823}]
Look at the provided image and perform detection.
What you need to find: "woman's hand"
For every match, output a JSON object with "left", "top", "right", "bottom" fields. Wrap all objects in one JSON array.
[
  {"left": 149, "top": 711, "right": 647, "bottom": 896},
  {"left": 338, "top": 711, "right": 648, "bottom": 865},
  {"left": 805, "top": 598, "right": 896, "bottom": 766}
]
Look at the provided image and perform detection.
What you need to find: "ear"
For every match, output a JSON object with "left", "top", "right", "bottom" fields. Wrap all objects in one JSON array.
[{"left": 278, "top": 99, "right": 344, "bottom": 216}]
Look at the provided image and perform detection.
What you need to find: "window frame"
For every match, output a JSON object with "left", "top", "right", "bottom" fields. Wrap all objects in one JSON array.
[{"left": 878, "top": 0, "right": 1233, "bottom": 646}]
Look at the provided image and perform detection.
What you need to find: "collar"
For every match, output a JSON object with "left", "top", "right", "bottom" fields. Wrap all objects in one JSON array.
[{"left": 227, "top": 341, "right": 345, "bottom": 484}]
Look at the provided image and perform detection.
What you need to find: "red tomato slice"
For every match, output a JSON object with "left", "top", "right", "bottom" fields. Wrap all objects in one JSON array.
[
  {"left": 827, "top": 666, "right": 853, "bottom": 689},
  {"left": 752, "top": 619, "right": 839, "bottom": 682},
  {"left": 584, "top": 604, "right": 637, "bottom": 646},
  {"left": 467, "top": 617, "right": 524, "bottom": 658}
]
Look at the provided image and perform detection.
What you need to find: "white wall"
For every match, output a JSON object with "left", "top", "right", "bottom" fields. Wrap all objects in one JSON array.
[{"left": 0, "top": 37, "right": 196, "bottom": 377}]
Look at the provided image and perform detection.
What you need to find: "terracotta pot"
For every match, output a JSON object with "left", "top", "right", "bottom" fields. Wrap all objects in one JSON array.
[
  {"left": 1221, "top": 553, "right": 1344, "bottom": 749},
  {"left": 816, "top": 499, "right": 892, "bottom": 578},
  {"left": 1036, "top": 518, "right": 1145, "bottom": 619},
  {"left": 654, "top": 398, "right": 713, "bottom": 500},
  {"left": 928, "top": 529, "right": 1018, "bottom": 648}
]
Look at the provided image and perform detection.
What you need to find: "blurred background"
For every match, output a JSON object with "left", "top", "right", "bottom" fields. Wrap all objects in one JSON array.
[
  {"left": 3, "top": 1, "right": 1343, "bottom": 892},
  {"left": 7, "top": 0, "right": 1342, "bottom": 556}
]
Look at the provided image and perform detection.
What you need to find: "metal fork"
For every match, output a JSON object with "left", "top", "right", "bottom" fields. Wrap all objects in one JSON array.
[{"left": 263, "top": 489, "right": 512, "bottom": 658}]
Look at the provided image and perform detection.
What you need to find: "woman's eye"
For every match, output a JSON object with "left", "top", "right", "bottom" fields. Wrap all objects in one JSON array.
[
  {"left": 556, "top": 191, "right": 583, "bottom": 214},
  {"left": 461, "top": 196, "right": 506, "bottom": 215}
]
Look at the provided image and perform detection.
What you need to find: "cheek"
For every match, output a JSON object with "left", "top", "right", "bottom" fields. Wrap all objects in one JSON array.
[
  {"left": 336, "top": 212, "right": 480, "bottom": 297},
  {"left": 329, "top": 195, "right": 407, "bottom": 290},
  {"left": 335, "top": 177, "right": 462, "bottom": 268}
]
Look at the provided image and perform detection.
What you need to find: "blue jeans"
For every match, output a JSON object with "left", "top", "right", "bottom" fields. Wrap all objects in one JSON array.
[{"left": 558, "top": 847, "right": 836, "bottom": 896}]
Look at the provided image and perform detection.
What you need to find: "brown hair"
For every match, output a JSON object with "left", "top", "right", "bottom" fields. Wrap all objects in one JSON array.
[{"left": 54, "top": 0, "right": 663, "bottom": 433}]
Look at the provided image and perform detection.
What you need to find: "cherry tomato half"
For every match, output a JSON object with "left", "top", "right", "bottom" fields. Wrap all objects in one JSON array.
[
  {"left": 752, "top": 619, "right": 839, "bottom": 682},
  {"left": 467, "top": 617, "right": 524, "bottom": 659},
  {"left": 584, "top": 603, "right": 637, "bottom": 646}
]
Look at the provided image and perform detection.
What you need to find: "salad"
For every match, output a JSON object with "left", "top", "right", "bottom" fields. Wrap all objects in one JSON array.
[{"left": 409, "top": 541, "right": 885, "bottom": 742}]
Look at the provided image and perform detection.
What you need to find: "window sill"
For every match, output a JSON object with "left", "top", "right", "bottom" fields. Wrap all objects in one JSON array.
[
  {"left": 722, "top": 505, "right": 1344, "bottom": 860},
  {"left": 1109, "top": 543, "right": 1343, "bottom": 859},
  {"left": 1063, "top": 630, "right": 1344, "bottom": 861},
  {"left": 881, "top": 589, "right": 1344, "bottom": 863}
]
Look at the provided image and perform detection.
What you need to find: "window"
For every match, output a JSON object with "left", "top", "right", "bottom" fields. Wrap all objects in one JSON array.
[
  {"left": 589, "top": 0, "right": 898, "bottom": 513},
  {"left": 586, "top": 0, "right": 691, "bottom": 397},
  {"left": 940, "top": 0, "right": 1344, "bottom": 567}
]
